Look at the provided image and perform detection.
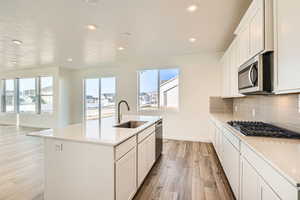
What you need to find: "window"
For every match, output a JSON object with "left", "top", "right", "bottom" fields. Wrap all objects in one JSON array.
[
  {"left": 40, "top": 76, "right": 54, "bottom": 113},
  {"left": 138, "top": 68, "right": 179, "bottom": 110},
  {"left": 101, "top": 77, "right": 116, "bottom": 118},
  {"left": 4, "top": 79, "right": 15, "bottom": 112},
  {"left": 139, "top": 70, "right": 159, "bottom": 109},
  {"left": 85, "top": 79, "right": 100, "bottom": 120},
  {"left": 84, "top": 77, "right": 116, "bottom": 120},
  {"left": 19, "top": 78, "right": 37, "bottom": 112}
]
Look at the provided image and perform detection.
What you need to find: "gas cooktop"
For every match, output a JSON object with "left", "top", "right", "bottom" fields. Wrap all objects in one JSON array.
[{"left": 227, "top": 121, "right": 300, "bottom": 139}]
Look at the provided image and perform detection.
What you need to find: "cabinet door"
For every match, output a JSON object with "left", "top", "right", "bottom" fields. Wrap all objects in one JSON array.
[
  {"left": 222, "top": 136, "right": 240, "bottom": 198},
  {"left": 240, "top": 158, "right": 260, "bottom": 200},
  {"left": 230, "top": 39, "right": 241, "bottom": 97},
  {"left": 275, "top": 0, "right": 300, "bottom": 92},
  {"left": 216, "top": 128, "right": 223, "bottom": 161},
  {"left": 238, "top": 25, "right": 250, "bottom": 66},
  {"left": 116, "top": 147, "right": 137, "bottom": 200},
  {"left": 250, "top": 2, "right": 264, "bottom": 57},
  {"left": 147, "top": 133, "right": 156, "bottom": 170},
  {"left": 138, "top": 139, "right": 148, "bottom": 187},
  {"left": 260, "top": 179, "right": 280, "bottom": 200}
]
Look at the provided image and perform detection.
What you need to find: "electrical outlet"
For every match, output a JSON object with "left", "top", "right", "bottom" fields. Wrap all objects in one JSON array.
[
  {"left": 55, "top": 143, "right": 63, "bottom": 152},
  {"left": 235, "top": 106, "right": 238, "bottom": 112},
  {"left": 252, "top": 109, "right": 256, "bottom": 117}
]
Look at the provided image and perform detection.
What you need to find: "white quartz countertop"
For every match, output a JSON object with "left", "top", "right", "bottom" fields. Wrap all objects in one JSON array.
[
  {"left": 210, "top": 113, "right": 300, "bottom": 187},
  {"left": 28, "top": 115, "right": 161, "bottom": 146}
]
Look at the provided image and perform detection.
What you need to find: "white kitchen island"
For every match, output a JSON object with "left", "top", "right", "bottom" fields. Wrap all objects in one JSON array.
[{"left": 28, "top": 115, "right": 162, "bottom": 200}]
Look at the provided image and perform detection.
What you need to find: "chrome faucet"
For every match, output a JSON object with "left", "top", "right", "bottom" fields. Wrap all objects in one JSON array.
[{"left": 117, "top": 100, "right": 130, "bottom": 123}]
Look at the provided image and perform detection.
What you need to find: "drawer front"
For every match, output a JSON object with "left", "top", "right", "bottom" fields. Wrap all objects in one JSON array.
[
  {"left": 223, "top": 128, "right": 240, "bottom": 150},
  {"left": 138, "top": 125, "right": 155, "bottom": 143},
  {"left": 115, "top": 136, "right": 136, "bottom": 161},
  {"left": 241, "top": 143, "right": 298, "bottom": 200}
]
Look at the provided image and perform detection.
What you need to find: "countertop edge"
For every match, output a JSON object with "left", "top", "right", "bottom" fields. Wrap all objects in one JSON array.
[
  {"left": 27, "top": 116, "right": 161, "bottom": 147},
  {"left": 209, "top": 113, "right": 300, "bottom": 188}
]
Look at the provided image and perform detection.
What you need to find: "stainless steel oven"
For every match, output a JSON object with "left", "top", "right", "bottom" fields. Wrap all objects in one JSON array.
[{"left": 238, "top": 53, "right": 273, "bottom": 94}]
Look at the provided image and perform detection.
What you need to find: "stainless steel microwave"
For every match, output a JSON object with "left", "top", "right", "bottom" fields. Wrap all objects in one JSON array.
[{"left": 238, "top": 53, "right": 273, "bottom": 94}]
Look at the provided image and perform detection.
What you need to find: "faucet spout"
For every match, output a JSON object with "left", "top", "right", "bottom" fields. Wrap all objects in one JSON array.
[{"left": 117, "top": 100, "right": 130, "bottom": 124}]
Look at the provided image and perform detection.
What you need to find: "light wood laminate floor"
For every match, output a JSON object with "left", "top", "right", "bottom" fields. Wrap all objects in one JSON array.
[
  {"left": 0, "top": 126, "right": 44, "bottom": 200},
  {"left": 133, "top": 140, "right": 235, "bottom": 200},
  {"left": 0, "top": 129, "right": 234, "bottom": 200}
]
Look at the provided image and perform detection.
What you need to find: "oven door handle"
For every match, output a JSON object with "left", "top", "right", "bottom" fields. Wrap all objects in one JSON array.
[{"left": 248, "top": 64, "right": 255, "bottom": 87}]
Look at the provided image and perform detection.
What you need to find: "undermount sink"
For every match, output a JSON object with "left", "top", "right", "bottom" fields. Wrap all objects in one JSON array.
[{"left": 114, "top": 121, "right": 147, "bottom": 129}]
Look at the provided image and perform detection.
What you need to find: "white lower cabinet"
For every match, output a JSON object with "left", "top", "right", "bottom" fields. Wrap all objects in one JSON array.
[
  {"left": 260, "top": 178, "right": 280, "bottom": 200},
  {"left": 240, "top": 158, "right": 280, "bottom": 200},
  {"left": 116, "top": 147, "right": 137, "bottom": 200},
  {"left": 210, "top": 119, "right": 298, "bottom": 200},
  {"left": 222, "top": 136, "right": 240, "bottom": 198},
  {"left": 138, "top": 132, "right": 156, "bottom": 187},
  {"left": 240, "top": 157, "right": 260, "bottom": 200}
]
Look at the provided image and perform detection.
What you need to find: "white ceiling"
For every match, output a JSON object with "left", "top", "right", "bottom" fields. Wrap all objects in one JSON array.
[{"left": 0, "top": 0, "right": 251, "bottom": 70}]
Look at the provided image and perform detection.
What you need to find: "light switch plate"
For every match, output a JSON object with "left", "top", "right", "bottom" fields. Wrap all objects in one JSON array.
[
  {"left": 252, "top": 109, "right": 256, "bottom": 117},
  {"left": 235, "top": 106, "right": 238, "bottom": 112}
]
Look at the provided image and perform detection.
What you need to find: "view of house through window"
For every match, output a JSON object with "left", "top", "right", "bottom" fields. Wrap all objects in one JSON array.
[
  {"left": 1, "top": 76, "right": 54, "bottom": 114},
  {"left": 4, "top": 79, "right": 15, "bottom": 112},
  {"left": 139, "top": 70, "right": 158, "bottom": 109},
  {"left": 84, "top": 77, "right": 116, "bottom": 120},
  {"left": 101, "top": 77, "right": 116, "bottom": 118},
  {"left": 138, "top": 69, "right": 179, "bottom": 110},
  {"left": 19, "top": 78, "right": 37, "bottom": 112},
  {"left": 40, "top": 76, "right": 54, "bottom": 113}
]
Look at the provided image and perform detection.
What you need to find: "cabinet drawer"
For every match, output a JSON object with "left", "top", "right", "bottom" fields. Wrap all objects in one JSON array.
[
  {"left": 138, "top": 125, "right": 155, "bottom": 143},
  {"left": 223, "top": 128, "right": 240, "bottom": 150},
  {"left": 241, "top": 143, "right": 298, "bottom": 200},
  {"left": 115, "top": 136, "right": 136, "bottom": 161}
]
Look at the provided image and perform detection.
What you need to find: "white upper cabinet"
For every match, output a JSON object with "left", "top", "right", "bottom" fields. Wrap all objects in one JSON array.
[
  {"left": 220, "top": 0, "right": 274, "bottom": 98},
  {"left": 249, "top": 1, "right": 264, "bottom": 58},
  {"left": 235, "top": 0, "right": 273, "bottom": 66},
  {"left": 238, "top": 25, "right": 251, "bottom": 66},
  {"left": 221, "top": 38, "right": 243, "bottom": 98},
  {"left": 274, "top": 0, "right": 300, "bottom": 93}
]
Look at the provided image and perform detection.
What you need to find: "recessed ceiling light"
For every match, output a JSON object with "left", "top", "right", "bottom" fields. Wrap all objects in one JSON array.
[
  {"left": 67, "top": 58, "right": 73, "bottom": 62},
  {"left": 86, "top": 24, "right": 97, "bottom": 30},
  {"left": 187, "top": 4, "right": 198, "bottom": 12},
  {"left": 189, "top": 38, "right": 197, "bottom": 43},
  {"left": 12, "top": 40, "right": 23, "bottom": 45},
  {"left": 118, "top": 46, "right": 124, "bottom": 51}
]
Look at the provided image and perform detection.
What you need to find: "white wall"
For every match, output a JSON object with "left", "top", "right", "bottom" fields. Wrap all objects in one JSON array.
[{"left": 70, "top": 52, "right": 221, "bottom": 142}]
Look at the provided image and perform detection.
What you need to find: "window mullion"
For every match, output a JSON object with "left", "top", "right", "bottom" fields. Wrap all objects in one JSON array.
[
  {"left": 2, "top": 80, "right": 5, "bottom": 112},
  {"left": 99, "top": 78, "right": 101, "bottom": 119},
  {"left": 15, "top": 78, "right": 19, "bottom": 113},
  {"left": 37, "top": 77, "right": 41, "bottom": 114},
  {"left": 157, "top": 70, "right": 160, "bottom": 109},
  {"left": 83, "top": 79, "right": 86, "bottom": 121}
]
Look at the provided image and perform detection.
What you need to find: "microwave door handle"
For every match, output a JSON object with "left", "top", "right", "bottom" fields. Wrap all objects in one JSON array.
[{"left": 248, "top": 64, "right": 255, "bottom": 87}]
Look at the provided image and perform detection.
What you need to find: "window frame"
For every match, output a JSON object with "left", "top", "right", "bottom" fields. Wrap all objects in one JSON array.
[
  {"left": 83, "top": 77, "right": 116, "bottom": 121},
  {"left": 39, "top": 76, "right": 54, "bottom": 114},
  {"left": 137, "top": 68, "right": 179, "bottom": 111},
  {"left": 0, "top": 76, "right": 54, "bottom": 115},
  {"left": 2, "top": 79, "right": 17, "bottom": 113},
  {"left": 18, "top": 77, "right": 38, "bottom": 114}
]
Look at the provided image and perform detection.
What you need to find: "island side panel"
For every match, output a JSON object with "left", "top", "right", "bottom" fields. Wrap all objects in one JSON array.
[{"left": 44, "top": 138, "right": 115, "bottom": 200}]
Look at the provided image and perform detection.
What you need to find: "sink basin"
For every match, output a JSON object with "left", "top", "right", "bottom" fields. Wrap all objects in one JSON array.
[{"left": 114, "top": 121, "right": 147, "bottom": 129}]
